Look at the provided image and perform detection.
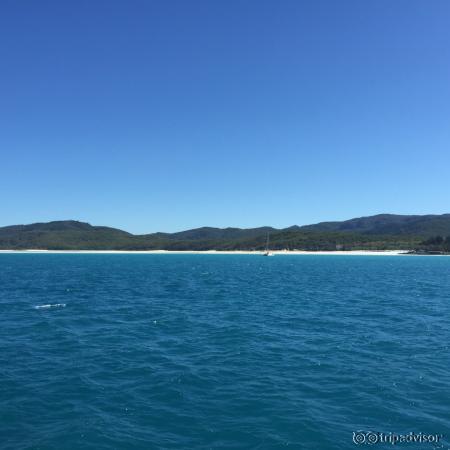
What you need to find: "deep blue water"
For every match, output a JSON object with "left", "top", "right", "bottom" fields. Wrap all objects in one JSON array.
[{"left": 1, "top": 254, "right": 450, "bottom": 450}]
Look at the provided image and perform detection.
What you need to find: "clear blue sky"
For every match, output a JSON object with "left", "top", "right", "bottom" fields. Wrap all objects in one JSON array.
[{"left": 1, "top": 1, "right": 449, "bottom": 233}]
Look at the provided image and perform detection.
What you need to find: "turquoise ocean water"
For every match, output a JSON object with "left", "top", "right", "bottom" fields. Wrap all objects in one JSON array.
[{"left": 1, "top": 254, "right": 449, "bottom": 449}]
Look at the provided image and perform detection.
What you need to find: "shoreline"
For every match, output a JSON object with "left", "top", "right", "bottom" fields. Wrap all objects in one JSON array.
[{"left": 0, "top": 249, "right": 411, "bottom": 255}]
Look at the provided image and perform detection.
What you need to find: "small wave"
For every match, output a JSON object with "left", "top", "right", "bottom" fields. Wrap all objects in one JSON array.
[{"left": 34, "top": 303, "right": 66, "bottom": 310}]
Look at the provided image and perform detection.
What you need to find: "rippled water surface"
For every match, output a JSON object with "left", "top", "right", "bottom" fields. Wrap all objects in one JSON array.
[{"left": 1, "top": 254, "right": 450, "bottom": 449}]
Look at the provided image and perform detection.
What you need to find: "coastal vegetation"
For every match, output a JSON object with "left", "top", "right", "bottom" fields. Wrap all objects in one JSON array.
[
  {"left": 1, "top": 214, "right": 450, "bottom": 252},
  {"left": 416, "top": 236, "right": 450, "bottom": 254}
]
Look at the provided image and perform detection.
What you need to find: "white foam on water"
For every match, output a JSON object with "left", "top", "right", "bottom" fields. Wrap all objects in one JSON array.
[{"left": 34, "top": 303, "right": 66, "bottom": 309}]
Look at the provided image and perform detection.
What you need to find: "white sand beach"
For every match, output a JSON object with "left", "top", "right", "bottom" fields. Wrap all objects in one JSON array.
[{"left": 0, "top": 249, "right": 410, "bottom": 255}]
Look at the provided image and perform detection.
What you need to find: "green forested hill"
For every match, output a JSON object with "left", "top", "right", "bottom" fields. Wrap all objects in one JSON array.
[
  {"left": 0, "top": 215, "right": 450, "bottom": 251},
  {"left": 299, "top": 214, "right": 450, "bottom": 236},
  {"left": 143, "top": 226, "right": 277, "bottom": 241},
  {"left": 0, "top": 221, "right": 133, "bottom": 250}
]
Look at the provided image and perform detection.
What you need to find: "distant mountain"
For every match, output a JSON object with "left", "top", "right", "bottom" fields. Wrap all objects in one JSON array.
[
  {"left": 299, "top": 214, "right": 450, "bottom": 236},
  {"left": 144, "top": 226, "right": 276, "bottom": 241},
  {"left": 0, "top": 221, "right": 132, "bottom": 250},
  {"left": 0, "top": 214, "right": 449, "bottom": 251}
]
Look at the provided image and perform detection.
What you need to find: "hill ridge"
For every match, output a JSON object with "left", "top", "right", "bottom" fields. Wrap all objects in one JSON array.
[{"left": 1, "top": 214, "right": 449, "bottom": 251}]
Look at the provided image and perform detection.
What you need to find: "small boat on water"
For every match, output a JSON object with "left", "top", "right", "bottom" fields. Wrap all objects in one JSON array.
[{"left": 263, "top": 232, "right": 274, "bottom": 256}]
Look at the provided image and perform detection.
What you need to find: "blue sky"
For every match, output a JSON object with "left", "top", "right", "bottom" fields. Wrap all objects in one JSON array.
[{"left": 1, "top": 0, "right": 449, "bottom": 233}]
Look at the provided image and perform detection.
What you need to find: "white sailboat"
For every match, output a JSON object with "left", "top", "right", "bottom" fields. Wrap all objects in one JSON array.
[{"left": 263, "top": 232, "right": 274, "bottom": 256}]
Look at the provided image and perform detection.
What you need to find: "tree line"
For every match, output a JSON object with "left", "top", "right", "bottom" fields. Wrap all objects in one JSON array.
[{"left": 419, "top": 236, "right": 450, "bottom": 252}]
